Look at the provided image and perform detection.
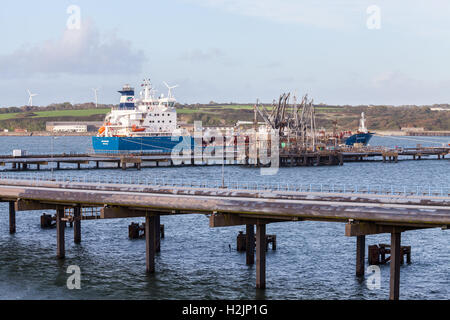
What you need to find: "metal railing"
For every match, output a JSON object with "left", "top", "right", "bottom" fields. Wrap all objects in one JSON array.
[{"left": 0, "top": 172, "right": 448, "bottom": 197}]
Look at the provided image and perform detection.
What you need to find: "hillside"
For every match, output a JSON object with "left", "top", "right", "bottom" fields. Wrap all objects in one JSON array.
[
  {"left": 0, "top": 102, "right": 449, "bottom": 132},
  {"left": 177, "top": 103, "right": 450, "bottom": 131}
]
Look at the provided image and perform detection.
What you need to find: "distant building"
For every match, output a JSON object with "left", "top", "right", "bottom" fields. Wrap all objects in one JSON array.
[
  {"left": 177, "top": 121, "right": 194, "bottom": 133},
  {"left": 14, "top": 128, "right": 28, "bottom": 133},
  {"left": 401, "top": 127, "right": 424, "bottom": 132},
  {"left": 46, "top": 121, "right": 103, "bottom": 132},
  {"left": 51, "top": 124, "right": 87, "bottom": 133}
]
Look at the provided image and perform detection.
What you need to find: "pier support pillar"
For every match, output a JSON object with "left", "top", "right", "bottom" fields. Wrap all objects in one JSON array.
[
  {"left": 56, "top": 208, "right": 65, "bottom": 259},
  {"left": 145, "top": 215, "right": 156, "bottom": 273},
  {"left": 246, "top": 224, "right": 255, "bottom": 265},
  {"left": 77, "top": 163, "right": 81, "bottom": 170},
  {"left": 9, "top": 201, "right": 16, "bottom": 234},
  {"left": 356, "top": 235, "right": 365, "bottom": 277},
  {"left": 389, "top": 232, "right": 401, "bottom": 300},
  {"left": 154, "top": 215, "right": 161, "bottom": 253},
  {"left": 73, "top": 206, "right": 81, "bottom": 244},
  {"left": 256, "top": 223, "right": 266, "bottom": 289}
]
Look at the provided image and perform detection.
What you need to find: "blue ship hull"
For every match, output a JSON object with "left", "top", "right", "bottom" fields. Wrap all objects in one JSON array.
[
  {"left": 344, "top": 132, "right": 374, "bottom": 146},
  {"left": 92, "top": 136, "right": 194, "bottom": 153}
]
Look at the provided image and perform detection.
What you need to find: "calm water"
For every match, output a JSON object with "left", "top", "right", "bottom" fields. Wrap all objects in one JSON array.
[{"left": 0, "top": 135, "right": 448, "bottom": 300}]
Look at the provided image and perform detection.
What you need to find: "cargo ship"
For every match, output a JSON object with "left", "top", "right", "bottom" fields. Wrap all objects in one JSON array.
[
  {"left": 92, "top": 80, "right": 193, "bottom": 153},
  {"left": 92, "top": 82, "right": 372, "bottom": 153},
  {"left": 342, "top": 112, "right": 373, "bottom": 146}
]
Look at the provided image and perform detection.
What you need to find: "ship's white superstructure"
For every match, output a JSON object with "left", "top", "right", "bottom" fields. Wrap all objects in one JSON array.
[{"left": 99, "top": 79, "right": 178, "bottom": 137}]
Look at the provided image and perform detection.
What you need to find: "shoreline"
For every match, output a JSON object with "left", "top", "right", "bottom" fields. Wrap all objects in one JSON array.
[
  {"left": 0, "top": 131, "right": 94, "bottom": 136},
  {"left": 0, "top": 130, "right": 448, "bottom": 137},
  {"left": 372, "top": 130, "right": 450, "bottom": 137}
]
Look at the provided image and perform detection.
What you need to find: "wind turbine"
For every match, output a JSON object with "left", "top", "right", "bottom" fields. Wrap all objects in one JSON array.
[
  {"left": 92, "top": 88, "right": 100, "bottom": 108},
  {"left": 163, "top": 81, "right": 179, "bottom": 99},
  {"left": 27, "top": 89, "right": 38, "bottom": 107}
]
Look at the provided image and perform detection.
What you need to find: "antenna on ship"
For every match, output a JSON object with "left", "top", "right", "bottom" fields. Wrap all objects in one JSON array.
[
  {"left": 27, "top": 89, "right": 38, "bottom": 107},
  {"left": 92, "top": 88, "right": 100, "bottom": 108},
  {"left": 359, "top": 112, "right": 368, "bottom": 133},
  {"left": 163, "top": 81, "right": 179, "bottom": 99},
  {"left": 140, "top": 79, "right": 154, "bottom": 100}
]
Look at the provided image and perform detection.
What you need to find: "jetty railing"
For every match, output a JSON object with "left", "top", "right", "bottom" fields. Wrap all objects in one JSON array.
[{"left": 0, "top": 172, "right": 448, "bottom": 197}]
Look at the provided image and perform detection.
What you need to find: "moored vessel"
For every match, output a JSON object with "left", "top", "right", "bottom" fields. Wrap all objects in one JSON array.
[{"left": 92, "top": 80, "right": 193, "bottom": 153}]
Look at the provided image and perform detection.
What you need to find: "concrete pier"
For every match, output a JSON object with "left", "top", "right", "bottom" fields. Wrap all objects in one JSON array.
[
  {"left": 256, "top": 224, "right": 266, "bottom": 289},
  {"left": 390, "top": 232, "right": 401, "bottom": 300},
  {"left": 154, "top": 215, "right": 161, "bottom": 253},
  {"left": 0, "top": 145, "right": 447, "bottom": 172},
  {"left": 246, "top": 224, "right": 255, "bottom": 265},
  {"left": 73, "top": 206, "right": 81, "bottom": 244},
  {"left": 145, "top": 215, "right": 156, "bottom": 273},
  {"left": 356, "top": 235, "right": 365, "bottom": 277},
  {"left": 1, "top": 178, "right": 449, "bottom": 299},
  {"left": 56, "top": 208, "right": 65, "bottom": 259},
  {"left": 9, "top": 201, "right": 15, "bottom": 234}
]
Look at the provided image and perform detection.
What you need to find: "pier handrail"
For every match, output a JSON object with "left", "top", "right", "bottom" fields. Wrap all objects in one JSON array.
[{"left": 0, "top": 172, "right": 448, "bottom": 198}]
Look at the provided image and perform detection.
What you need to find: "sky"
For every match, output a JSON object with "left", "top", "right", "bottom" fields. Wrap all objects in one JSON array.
[{"left": 1, "top": 0, "right": 450, "bottom": 106}]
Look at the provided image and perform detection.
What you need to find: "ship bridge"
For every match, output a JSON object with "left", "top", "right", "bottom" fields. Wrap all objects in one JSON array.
[{"left": 115, "top": 84, "right": 135, "bottom": 110}]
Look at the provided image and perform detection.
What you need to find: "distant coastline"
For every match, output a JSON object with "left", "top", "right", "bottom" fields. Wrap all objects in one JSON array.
[
  {"left": 374, "top": 130, "right": 450, "bottom": 136},
  {"left": 1, "top": 130, "right": 449, "bottom": 137},
  {"left": 0, "top": 131, "right": 93, "bottom": 136}
]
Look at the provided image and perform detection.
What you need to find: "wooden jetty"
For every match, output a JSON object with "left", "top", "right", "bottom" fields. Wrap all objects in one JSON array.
[
  {"left": 0, "top": 177, "right": 448, "bottom": 300},
  {"left": 0, "top": 145, "right": 447, "bottom": 172},
  {"left": 341, "top": 146, "right": 449, "bottom": 163}
]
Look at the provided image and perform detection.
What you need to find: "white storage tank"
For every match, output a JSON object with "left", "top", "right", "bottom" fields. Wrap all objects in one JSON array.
[{"left": 13, "top": 149, "right": 26, "bottom": 157}]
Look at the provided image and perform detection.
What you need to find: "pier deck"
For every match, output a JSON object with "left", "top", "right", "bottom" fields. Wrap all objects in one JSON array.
[
  {"left": 0, "top": 176, "right": 448, "bottom": 300},
  {"left": 0, "top": 145, "right": 447, "bottom": 171}
]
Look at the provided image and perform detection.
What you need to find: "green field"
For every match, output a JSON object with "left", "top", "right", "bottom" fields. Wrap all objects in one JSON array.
[
  {"left": 0, "top": 108, "right": 110, "bottom": 120},
  {"left": 0, "top": 104, "right": 447, "bottom": 132},
  {"left": 0, "top": 105, "right": 340, "bottom": 120},
  {"left": 32, "top": 108, "right": 110, "bottom": 118}
]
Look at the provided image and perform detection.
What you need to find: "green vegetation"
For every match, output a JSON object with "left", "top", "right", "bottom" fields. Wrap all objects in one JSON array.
[
  {"left": 0, "top": 103, "right": 112, "bottom": 131},
  {"left": 178, "top": 104, "right": 450, "bottom": 130},
  {"left": 0, "top": 102, "right": 448, "bottom": 132},
  {"left": 0, "top": 108, "right": 109, "bottom": 121},
  {"left": 31, "top": 108, "right": 110, "bottom": 118}
]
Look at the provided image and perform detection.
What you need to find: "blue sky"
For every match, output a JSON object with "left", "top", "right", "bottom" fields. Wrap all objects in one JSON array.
[{"left": 1, "top": 0, "right": 450, "bottom": 106}]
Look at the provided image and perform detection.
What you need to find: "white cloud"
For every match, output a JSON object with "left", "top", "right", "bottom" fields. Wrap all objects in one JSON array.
[
  {"left": 186, "top": 0, "right": 450, "bottom": 32},
  {"left": 0, "top": 20, "right": 146, "bottom": 77},
  {"left": 186, "top": 0, "right": 365, "bottom": 29},
  {"left": 179, "top": 48, "right": 225, "bottom": 62}
]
